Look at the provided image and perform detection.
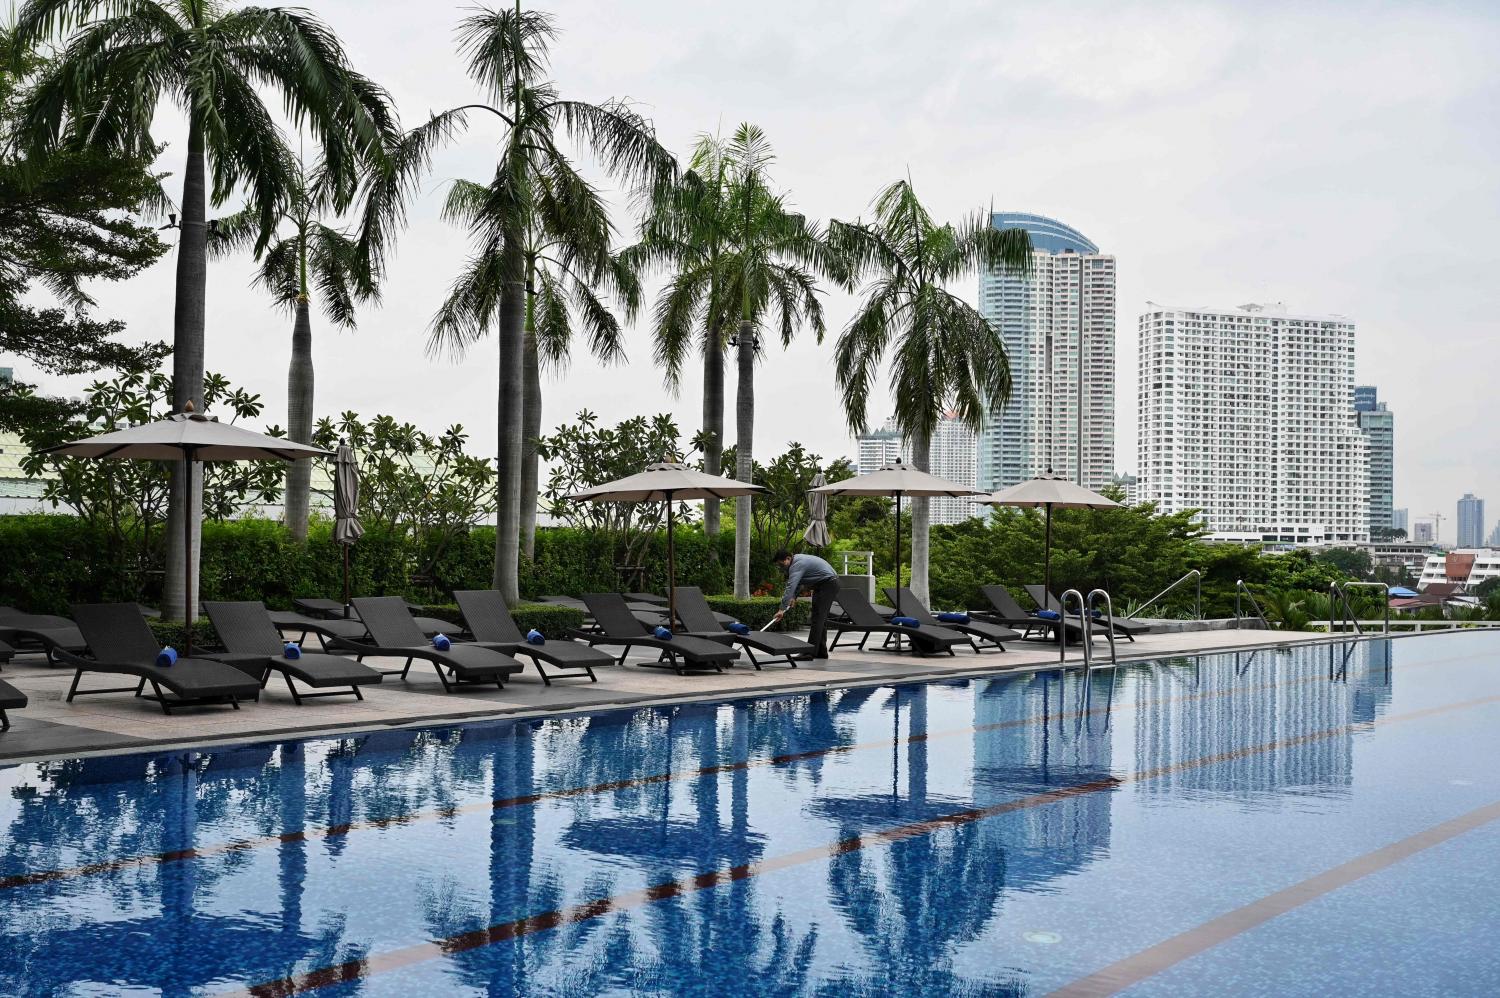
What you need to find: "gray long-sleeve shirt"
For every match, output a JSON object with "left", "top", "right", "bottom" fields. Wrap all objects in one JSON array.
[{"left": 780, "top": 553, "right": 838, "bottom": 609}]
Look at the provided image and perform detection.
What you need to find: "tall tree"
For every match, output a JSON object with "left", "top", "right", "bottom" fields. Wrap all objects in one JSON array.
[
  {"left": 212, "top": 160, "right": 380, "bottom": 541},
  {"left": 359, "top": 3, "right": 672, "bottom": 603},
  {"left": 11, "top": 0, "right": 394, "bottom": 619},
  {"left": 623, "top": 132, "right": 737, "bottom": 539},
  {"left": 704, "top": 124, "right": 838, "bottom": 597},
  {"left": 831, "top": 179, "right": 1031, "bottom": 604}
]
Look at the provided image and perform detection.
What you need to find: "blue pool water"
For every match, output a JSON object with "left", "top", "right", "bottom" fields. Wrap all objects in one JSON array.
[{"left": 3, "top": 633, "right": 1500, "bottom": 996}]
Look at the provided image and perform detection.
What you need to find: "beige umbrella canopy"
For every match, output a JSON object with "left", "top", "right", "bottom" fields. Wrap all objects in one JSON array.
[
  {"left": 43, "top": 407, "right": 332, "bottom": 653},
  {"left": 975, "top": 474, "right": 1119, "bottom": 600},
  {"left": 567, "top": 462, "right": 766, "bottom": 628},
  {"left": 811, "top": 460, "right": 980, "bottom": 614}
]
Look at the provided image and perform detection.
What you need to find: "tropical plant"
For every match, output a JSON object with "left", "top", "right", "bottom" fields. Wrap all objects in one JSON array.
[
  {"left": 830, "top": 179, "right": 1031, "bottom": 604},
  {"left": 11, "top": 0, "right": 396, "bottom": 619},
  {"left": 212, "top": 160, "right": 380, "bottom": 542},
  {"left": 721, "top": 442, "right": 854, "bottom": 558},
  {"left": 357, "top": 2, "right": 673, "bottom": 604}
]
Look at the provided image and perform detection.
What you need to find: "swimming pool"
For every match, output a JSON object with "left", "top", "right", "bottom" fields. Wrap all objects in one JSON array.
[{"left": 2, "top": 632, "right": 1498, "bottom": 996}]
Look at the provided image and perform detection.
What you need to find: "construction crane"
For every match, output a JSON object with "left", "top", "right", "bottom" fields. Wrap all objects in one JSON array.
[{"left": 1428, "top": 512, "right": 1445, "bottom": 546}]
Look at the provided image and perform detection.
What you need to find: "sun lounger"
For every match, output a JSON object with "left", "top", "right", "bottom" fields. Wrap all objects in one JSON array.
[
  {"left": 204, "top": 601, "right": 383, "bottom": 704},
  {"left": 670, "top": 586, "right": 814, "bottom": 669},
  {"left": 453, "top": 589, "right": 609, "bottom": 684},
  {"left": 293, "top": 596, "right": 451, "bottom": 637},
  {"left": 0, "top": 677, "right": 26, "bottom": 730},
  {"left": 0, "top": 612, "right": 89, "bottom": 664},
  {"left": 0, "top": 639, "right": 11, "bottom": 666},
  {"left": 58, "top": 604, "right": 262, "bottom": 713},
  {"left": 576, "top": 593, "right": 739, "bottom": 674},
  {"left": 332, "top": 597, "right": 523, "bottom": 693},
  {"left": 1025, "top": 585, "right": 1151, "bottom": 641},
  {"left": 830, "top": 588, "right": 966, "bottom": 657},
  {"left": 267, "top": 610, "right": 371, "bottom": 649},
  {"left": 975, "top": 585, "right": 1083, "bottom": 642},
  {"left": 882, "top": 587, "right": 1022, "bottom": 653}
]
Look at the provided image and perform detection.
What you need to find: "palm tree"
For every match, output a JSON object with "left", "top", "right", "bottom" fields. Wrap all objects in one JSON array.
[
  {"left": 709, "top": 124, "right": 837, "bottom": 597},
  {"left": 831, "top": 179, "right": 1031, "bottom": 605},
  {"left": 435, "top": 178, "right": 639, "bottom": 560},
  {"left": 358, "top": 3, "right": 673, "bottom": 603},
  {"left": 211, "top": 160, "right": 380, "bottom": 541},
  {"left": 623, "top": 132, "right": 737, "bottom": 539},
  {"left": 11, "top": 0, "right": 393, "bottom": 620}
]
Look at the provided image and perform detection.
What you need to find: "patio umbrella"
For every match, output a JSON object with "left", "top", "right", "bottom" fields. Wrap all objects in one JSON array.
[
  {"left": 974, "top": 474, "right": 1119, "bottom": 603},
  {"left": 566, "top": 462, "right": 765, "bottom": 629},
  {"left": 810, "top": 460, "right": 980, "bottom": 615},
  {"left": 332, "top": 442, "right": 363, "bottom": 618},
  {"left": 43, "top": 405, "right": 331, "bottom": 654},
  {"left": 803, "top": 472, "right": 831, "bottom": 547}
]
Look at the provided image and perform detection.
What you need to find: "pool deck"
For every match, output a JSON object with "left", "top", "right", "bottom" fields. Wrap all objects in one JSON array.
[{"left": 0, "top": 625, "right": 1349, "bottom": 765}]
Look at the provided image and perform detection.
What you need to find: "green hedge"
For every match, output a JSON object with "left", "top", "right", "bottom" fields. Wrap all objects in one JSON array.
[{"left": 705, "top": 595, "right": 811, "bottom": 630}]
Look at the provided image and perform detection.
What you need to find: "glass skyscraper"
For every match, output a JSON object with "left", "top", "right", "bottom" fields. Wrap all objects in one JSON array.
[
  {"left": 1354, "top": 386, "right": 1394, "bottom": 534},
  {"left": 1458, "top": 493, "right": 1485, "bottom": 548}
]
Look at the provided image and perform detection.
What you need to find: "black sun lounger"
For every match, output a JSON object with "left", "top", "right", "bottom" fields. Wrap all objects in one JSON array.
[
  {"left": 0, "top": 639, "right": 11, "bottom": 667},
  {"left": 292, "top": 597, "right": 451, "bottom": 637},
  {"left": 267, "top": 611, "right": 370, "bottom": 650},
  {"left": 0, "top": 677, "right": 26, "bottom": 730},
  {"left": 334, "top": 597, "right": 523, "bottom": 693},
  {"left": 883, "top": 587, "right": 1022, "bottom": 654},
  {"left": 671, "top": 586, "right": 813, "bottom": 669},
  {"left": 0, "top": 612, "right": 89, "bottom": 664},
  {"left": 830, "top": 588, "right": 967, "bottom": 657},
  {"left": 1026, "top": 585, "right": 1152, "bottom": 641},
  {"left": 976, "top": 585, "right": 1084, "bottom": 642},
  {"left": 576, "top": 594, "right": 739, "bottom": 674},
  {"left": 205, "top": 602, "right": 383, "bottom": 705},
  {"left": 453, "top": 589, "right": 608, "bottom": 684},
  {"left": 58, "top": 604, "right": 262, "bottom": 714}
]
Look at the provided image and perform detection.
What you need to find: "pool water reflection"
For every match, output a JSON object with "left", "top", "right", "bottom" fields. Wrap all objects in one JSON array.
[{"left": 3, "top": 633, "right": 1500, "bottom": 996}]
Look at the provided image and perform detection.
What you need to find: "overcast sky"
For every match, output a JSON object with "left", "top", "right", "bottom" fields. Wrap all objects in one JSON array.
[{"left": 24, "top": 0, "right": 1500, "bottom": 543}]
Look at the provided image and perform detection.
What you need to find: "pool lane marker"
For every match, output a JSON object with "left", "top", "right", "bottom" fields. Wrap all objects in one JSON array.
[
  {"left": 1045, "top": 796, "right": 1500, "bottom": 997},
  {"left": 220, "top": 689, "right": 1500, "bottom": 998},
  {"left": 0, "top": 663, "right": 1334, "bottom": 893}
]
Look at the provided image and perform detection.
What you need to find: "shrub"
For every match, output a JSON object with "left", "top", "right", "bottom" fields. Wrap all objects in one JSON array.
[{"left": 705, "top": 595, "right": 810, "bottom": 630}]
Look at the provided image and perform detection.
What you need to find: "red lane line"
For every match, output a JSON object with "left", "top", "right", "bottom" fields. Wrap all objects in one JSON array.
[
  {"left": 1047, "top": 797, "right": 1500, "bottom": 997},
  {"left": 218, "top": 691, "right": 1500, "bottom": 998}
]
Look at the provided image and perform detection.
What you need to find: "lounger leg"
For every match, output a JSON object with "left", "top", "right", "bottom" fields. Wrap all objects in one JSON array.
[
  {"left": 1, "top": 708, "right": 9, "bottom": 731},
  {"left": 152, "top": 681, "right": 173, "bottom": 715},
  {"left": 230, "top": 697, "right": 240, "bottom": 710},
  {"left": 66, "top": 668, "right": 83, "bottom": 703},
  {"left": 353, "top": 685, "right": 364, "bottom": 701},
  {"left": 535, "top": 659, "right": 553, "bottom": 687},
  {"left": 743, "top": 647, "right": 763, "bottom": 671},
  {"left": 433, "top": 662, "right": 452, "bottom": 693},
  {"left": 401, "top": 657, "right": 414, "bottom": 680},
  {"left": 284, "top": 671, "right": 304, "bottom": 706}
]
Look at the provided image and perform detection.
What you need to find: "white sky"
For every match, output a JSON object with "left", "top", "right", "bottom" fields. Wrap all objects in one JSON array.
[{"left": 21, "top": 0, "right": 1500, "bottom": 544}]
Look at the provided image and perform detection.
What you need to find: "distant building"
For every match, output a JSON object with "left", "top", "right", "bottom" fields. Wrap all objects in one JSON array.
[
  {"left": 1354, "top": 386, "right": 1394, "bottom": 535},
  {"left": 1367, "top": 541, "right": 1436, "bottom": 578},
  {"left": 1137, "top": 302, "right": 1368, "bottom": 545},
  {"left": 1110, "top": 473, "right": 1139, "bottom": 505},
  {"left": 1489, "top": 523, "right": 1500, "bottom": 548},
  {"left": 929, "top": 413, "right": 980, "bottom": 526},
  {"left": 1392, "top": 507, "right": 1409, "bottom": 533},
  {"left": 977, "top": 213, "right": 1115, "bottom": 492},
  {"left": 854, "top": 418, "right": 903, "bottom": 476},
  {"left": 1413, "top": 520, "right": 1435, "bottom": 545},
  {"left": 1458, "top": 493, "right": 1485, "bottom": 548},
  {"left": 1418, "top": 548, "right": 1500, "bottom": 592}
]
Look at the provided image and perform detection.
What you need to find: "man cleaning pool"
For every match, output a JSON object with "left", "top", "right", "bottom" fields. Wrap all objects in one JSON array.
[{"left": 771, "top": 549, "right": 840, "bottom": 659}]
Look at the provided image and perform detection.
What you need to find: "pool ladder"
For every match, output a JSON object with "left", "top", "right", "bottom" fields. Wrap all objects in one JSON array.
[
  {"left": 1328, "top": 582, "right": 1391, "bottom": 635},
  {"left": 1058, "top": 588, "right": 1119, "bottom": 670}
]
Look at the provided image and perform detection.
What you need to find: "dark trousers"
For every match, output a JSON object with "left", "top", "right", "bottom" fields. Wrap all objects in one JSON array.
[{"left": 807, "top": 578, "right": 841, "bottom": 656}]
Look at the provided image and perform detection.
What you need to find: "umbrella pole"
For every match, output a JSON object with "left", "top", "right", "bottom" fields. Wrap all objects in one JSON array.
[
  {"left": 183, "top": 451, "right": 194, "bottom": 657},
  {"left": 893, "top": 492, "right": 901, "bottom": 615},
  {"left": 1044, "top": 502, "right": 1053, "bottom": 606},
  {"left": 342, "top": 545, "right": 351, "bottom": 619},
  {"left": 667, "top": 494, "right": 677, "bottom": 632}
]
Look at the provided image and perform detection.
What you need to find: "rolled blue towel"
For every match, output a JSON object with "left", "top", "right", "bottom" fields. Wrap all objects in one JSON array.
[
  {"left": 936, "top": 611, "right": 971, "bottom": 624},
  {"left": 432, "top": 633, "right": 452, "bottom": 651},
  {"left": 653, "top": 625, "right": 674, "bottom": 641},
  {"left": 891, "top": 616, "right": 921, "bottom": 628},
  {"left": 728, "top": 622, "right": 751, "bottom": 635},
  {"left": 282, "top": 642, "right": 301, "bottom": 660},
  {"left": 1035, "top": 609, "right": 1061, "bottom": 621},
  {"left": 526, "top": 628, "right": 545, "bottom": 645},
  {"left": 1090, "top": 608, "right": 1103, "bottom": 619},
  {"left": 155, "top": 646, "right": 177, "bottom": 668}
]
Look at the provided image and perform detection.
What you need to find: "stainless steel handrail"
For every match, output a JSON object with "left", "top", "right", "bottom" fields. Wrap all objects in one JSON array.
[
  {"left": 1133, "top": 569, "right": 1202, "bottom": 619},
  {"left": 1060, "top": 588, "right": 1088, "bottom": 667},
  {"left": 1087, "top": 588, "right": 1119, "bottom": 667},
  {"left": 1329, "top": 581, "right": 1390, "bottom": 635},
  {"left": 1234, "top": 580, "right": 1270, "bottom": 629}
]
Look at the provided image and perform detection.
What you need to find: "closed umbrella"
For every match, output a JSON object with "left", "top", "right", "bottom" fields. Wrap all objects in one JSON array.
[
  {"left": 43, "top": 405, "right": 331, "bottom": 654},
  {"left": 332, "top": 442, "right": 363, "bottom": 618},
  {"left": 810, "top": 460, "right": 980, "bottom": 616},
  {"left": 567, "top": 462, "right": 766, "bottom": 629},
  {"left": 803, "top": 472, "right": 830, "bottom": 547},
  {"left": 974, "top": 474, "right": 1119, "bottom": 602}
]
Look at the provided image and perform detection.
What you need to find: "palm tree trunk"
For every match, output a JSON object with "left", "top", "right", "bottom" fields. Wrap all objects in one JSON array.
[
  {"left": 732, "top": 319, "right": 755, "bottom": 598},
  {"left": 162, "top": 116, "right": 207, "bottom": 623},
  {"left": 284, "top": 297, "right": 314, "bottom": 541},
  {"left": 493, "top": 236, "right": 524, "bottom": 603},
  {"left": 519, "top": 317, "right": 541, "bottom": 561},
  {"left": 910, "top": 426, "right": 931, "bottom": 607},
  {"left": 701, "top": 322, "right": 724, "bottom": 538}
]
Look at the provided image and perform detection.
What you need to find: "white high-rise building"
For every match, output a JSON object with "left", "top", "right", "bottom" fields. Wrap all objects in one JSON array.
[
  {"left": 1137, "top": 302, "right": 1368, "bottom": 545},
  {"left": 929, "top": 413, "right": 979, "bottom": 526},
  {"left": 854, "top": 419, "right": 903, "bottom": 476},
  {"left": 977, "top": 213, "right": 1116, "bottom": 492}
]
